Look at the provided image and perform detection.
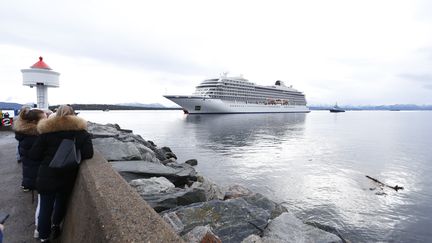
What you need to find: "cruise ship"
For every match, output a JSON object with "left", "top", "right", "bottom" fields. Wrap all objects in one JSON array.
[{"left": 164, "top": 74, "right": 310, "bottom": 114}]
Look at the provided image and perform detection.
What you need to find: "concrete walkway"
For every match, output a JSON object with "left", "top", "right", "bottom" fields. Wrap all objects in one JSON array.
[{"left": 0, "top": 131, "right": 38, "bottom": 243}]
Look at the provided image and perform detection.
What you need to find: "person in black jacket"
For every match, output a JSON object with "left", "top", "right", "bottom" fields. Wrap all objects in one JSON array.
[
  {"left": 29, "top": 105, "right": 93, "bottom": 241},
  {"left": 14, "top": 107, "right": 47, "bottom": 191}
]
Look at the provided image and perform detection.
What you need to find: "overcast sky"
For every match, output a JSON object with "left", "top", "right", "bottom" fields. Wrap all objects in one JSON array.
[{"left": 1, "top": 0, "right": 432, "bottom": 106}]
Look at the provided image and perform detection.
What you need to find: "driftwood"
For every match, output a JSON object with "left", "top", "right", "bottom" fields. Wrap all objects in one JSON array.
[{"left": 366, "top": 175, "right": 404, "bottom": 191}]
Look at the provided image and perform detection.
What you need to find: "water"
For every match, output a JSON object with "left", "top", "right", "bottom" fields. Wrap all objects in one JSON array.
[{"left": 79, "top": 110, "right": 432, "bottom": 242}]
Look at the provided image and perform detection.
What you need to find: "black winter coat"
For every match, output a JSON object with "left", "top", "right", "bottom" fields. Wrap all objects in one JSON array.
[
  {"left": 14, "top": 118, "right": 40, "bottom": 189},
  {"left": 29, "top": 115, "right": 93, "bottom": 194}
]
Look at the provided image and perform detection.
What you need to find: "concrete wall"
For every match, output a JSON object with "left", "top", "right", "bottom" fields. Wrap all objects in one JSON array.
[{"left": 60, "top": 151, "right": 184, "bottom": 243}]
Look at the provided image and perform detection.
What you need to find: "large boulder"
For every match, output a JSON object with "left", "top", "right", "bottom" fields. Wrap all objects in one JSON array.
[
  {"left": 141, "top": 187, "right": 207, "bottom": 212},
  {"left": 111, "top": 160, "right": 197, "bottom": 186},
  {"left": 93, "top": 137, "right": 159, "bottom": 162},
  {"left": 262, "top": 213, "right": 342, "bottom": 243},
  {"left": 118, "top": 133, "right": 153, "bottom": 147},
  {"left": 224, "top": 184, "right": 255, "bottom": 200},
  {"left": 129, "top": 177, "right": 175, "bottom": 194},
  {"left": 242, "top": 193, "right": 287, "bottom": 220},
  {"left": 162, "top": 198, "right": 271, "bottom": 242},
  {"left": 88, "top": 122, "right": 159, "bottom": 161},
  {"left": 87, "top": 122, "right": 122, "bottom": 138},
  {"left": 190, "top": 177, "right": 225, "bottom": 201},
  {"left": 185, "top": 159, "right": 198, "bottom": 166},
  {"left": 182, "top": 225, "right": 222, "bottom": 243},
  {"left": 154, "top": 146, "right": 178, "bottom": 161},
  {"left": 241, "top": 235, "right": 263, "bottom": 243}
]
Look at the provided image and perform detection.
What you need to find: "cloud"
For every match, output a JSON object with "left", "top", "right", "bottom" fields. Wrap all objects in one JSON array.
[
  {"left": 399, "top": 73, "right": 432, "bottom": 83},
  {"left": 1, "top": 0, "right": 432, "bottom": 105}
]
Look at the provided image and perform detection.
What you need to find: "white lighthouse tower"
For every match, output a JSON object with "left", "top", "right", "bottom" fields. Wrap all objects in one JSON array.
[{"left": 21, "top": 57, "right": 60, "bottom": 110}]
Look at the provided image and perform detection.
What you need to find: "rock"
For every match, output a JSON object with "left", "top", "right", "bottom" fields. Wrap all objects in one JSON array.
[
  {"left": 165, "top": 152, "right": 177, "bottom": 160},
  {"left": 191, "top": 178, "right": 225, "bottom": 201},
  {"left": 154, "top": 147, "right": 178, "bottom": 161},
  {"left": 183, "top": 225, "right": 222, "bottom": 243},
  {"left": 161, "top": 146, "right": 173, "bottom": 153},
  {"left": 165, "top": 162, "right": 197, "bottom": 177},
  {"left": 117, "top": 133, "right": 154, "bottom": 149},
  {"left": 185, "top": 159, "right": 198, "bottom": 166},
  {"left": 93, "top": 137, "right": 159, "bottom": 162},
  {"left": 262, "top": 213, "right": 342, "bottom": 243},
  {"left": 224, "top": 185, "right": 255, "bottom": 200},
  {"left": 161, "top": 198, "right": 271, "bottom": 242},
  {"left": 88, "top": 121, "right": 155, "bottom": 150},
  {"left": 111, "top": 160, "right": 197, "bottom": 186},
  {"left": 141, "top": 187, "right": 207, "bottom": 212},
  {"left": 241, "top": 235, "right": 263, "bottom": 243},
  {"left": 129, "top": 177, "right": 175, "bottom": 194},
  {"left": 242, "top": 193, "right": 287, "bottom": 220},
  {"left": 154, "top": 148, "right": 169, "bottom": 161},
  {"left": 147, "top": 140, "right": 156, "bottom": 147},
  {"left": 162, "top": 212, "right": 184, "bottom": 234},
  {"left": 161, "top": 159, "right": 173, "bottom": 165},
  {"left": 87, "top": 122, "right": 121, "bottom": 138}
]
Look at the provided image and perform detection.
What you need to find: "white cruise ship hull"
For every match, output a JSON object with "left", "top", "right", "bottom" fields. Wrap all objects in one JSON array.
[{"left": 164, "top": 95, "right": 310, "bottom": 114}]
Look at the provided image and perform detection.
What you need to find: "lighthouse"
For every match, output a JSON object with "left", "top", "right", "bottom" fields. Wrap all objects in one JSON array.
[{"left": 21, "top": 57, "right": 60, "bottom": 110}]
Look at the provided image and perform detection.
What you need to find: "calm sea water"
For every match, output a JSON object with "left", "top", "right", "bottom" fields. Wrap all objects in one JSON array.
[{"left": 79, "top": 110, "right": 432, "bottom": 242}]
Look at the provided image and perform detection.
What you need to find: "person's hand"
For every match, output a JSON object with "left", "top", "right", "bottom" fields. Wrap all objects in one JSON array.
[{"left": 0, "top": 223, "right": 4, "bottom": 232}]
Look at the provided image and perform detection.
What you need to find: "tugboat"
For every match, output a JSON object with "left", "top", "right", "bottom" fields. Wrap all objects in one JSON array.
[{"left": 329, "top": 103, "right": 345, "bottom": 112}]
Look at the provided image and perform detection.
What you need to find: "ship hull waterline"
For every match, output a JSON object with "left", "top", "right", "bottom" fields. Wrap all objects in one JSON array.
[{"left": 164, "top": 95, "right": 310, "bottom": 114}]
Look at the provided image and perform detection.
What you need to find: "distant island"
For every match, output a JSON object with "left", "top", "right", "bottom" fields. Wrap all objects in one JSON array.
[
  {"left": 308, "top": 104, "right": 432, "bottom": 111},
  {"left": 0, "top": 102, "right": 181, "bottom": 111},
  {"left": 52, "top": 104, "right": 182, "bottom": 111}
]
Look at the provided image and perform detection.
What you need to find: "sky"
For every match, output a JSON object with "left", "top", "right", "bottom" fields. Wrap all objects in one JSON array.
[{"left": 1, "top": 0, "right": 432, "bottom": 107}]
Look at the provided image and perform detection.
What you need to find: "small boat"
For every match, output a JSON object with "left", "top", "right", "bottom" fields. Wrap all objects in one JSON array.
[{"left": 329, "top": 103, "right": 345, "bottom": 112}]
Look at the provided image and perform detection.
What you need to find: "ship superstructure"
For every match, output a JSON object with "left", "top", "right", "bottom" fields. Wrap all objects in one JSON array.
[{"left": 164, "top": 74, "right": 309, "bottom": 114}]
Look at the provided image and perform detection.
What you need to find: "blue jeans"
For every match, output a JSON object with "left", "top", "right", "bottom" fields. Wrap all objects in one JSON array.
[{"left": 37, "top": 192, "right": 68, "bottom": 239}]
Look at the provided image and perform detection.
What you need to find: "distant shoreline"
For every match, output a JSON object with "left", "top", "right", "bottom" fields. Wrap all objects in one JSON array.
[
  {"left": 1, "top": 102, "right": 431, "bottom": 111},
  {"left": 49, "top": 104, "right": 182, "bottom": 111}
]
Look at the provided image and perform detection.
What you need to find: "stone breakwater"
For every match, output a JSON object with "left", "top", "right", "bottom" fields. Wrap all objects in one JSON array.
[{"left": 88, "top": 122, "right": 343, "bottom": 243}]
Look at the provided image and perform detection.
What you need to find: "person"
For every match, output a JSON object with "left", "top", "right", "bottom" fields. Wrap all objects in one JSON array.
[
  {"left": 13, "top": 107, "right": 46, "bottom": 191},
  {"left": 3, "top": 112, "right": 9, "bottom": 118},
  {"left": 29, "top": 105, "right": 93, "bottom": 242},
  {"left": 13, "top": 107, "right": 46, "bottom": 239},
  {"left": 0, "top": 223, "right": 3, "bottom": 243}
]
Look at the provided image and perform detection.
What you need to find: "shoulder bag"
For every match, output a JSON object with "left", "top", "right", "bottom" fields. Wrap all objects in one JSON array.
[{"left": 49, "top": 138, "right": 81, "bottom": 170}]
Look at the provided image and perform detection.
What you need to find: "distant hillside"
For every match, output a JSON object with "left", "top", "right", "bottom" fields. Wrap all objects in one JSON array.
[
  {"left": 50, "top": 104, "right": 181, "bottom": 111},
  {"left": 0, "top": 102, "right": 22, "bottom": 110},
  {"left": 116, "top": 102, "right": 165, "bottom": 108},
  {"left": 3, "top": 101, "right": 431, "bottom": 111},
  {"left": 309, "top": 104, "right": 432, "bottom": 111}
]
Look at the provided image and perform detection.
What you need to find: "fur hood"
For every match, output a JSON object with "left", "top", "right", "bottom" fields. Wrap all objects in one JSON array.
[
  {"left": 37, "top": 115, "right": 88, "bottom": 134},
  {"left": 13, "top": 118, "right": 39, "bottom": 136}
]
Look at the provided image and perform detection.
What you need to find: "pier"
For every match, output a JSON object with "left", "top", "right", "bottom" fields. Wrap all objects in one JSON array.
[{"left": 0, "top": 130, "right": 182, "bottom": 242}]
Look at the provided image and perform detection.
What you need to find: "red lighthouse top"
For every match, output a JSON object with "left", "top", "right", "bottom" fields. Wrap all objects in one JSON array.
[{"left": 31, "top": 56, "right": 52, "bottom": 70}]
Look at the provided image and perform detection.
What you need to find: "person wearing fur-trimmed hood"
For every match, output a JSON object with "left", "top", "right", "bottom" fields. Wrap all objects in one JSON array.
[
  {"left": 13, "top": 107, "right": 46, "bottom": 191},
  {"left": 29, "top": 105, "right": 93, "bottom": 241}
]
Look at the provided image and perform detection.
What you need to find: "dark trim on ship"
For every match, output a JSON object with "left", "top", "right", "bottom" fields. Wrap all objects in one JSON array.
[
  {"left": 164, "top": 95, "right": 212, "bottom": 100},
  {"left": 185, "top": 111, "right": 311, "bottom": 114}
]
